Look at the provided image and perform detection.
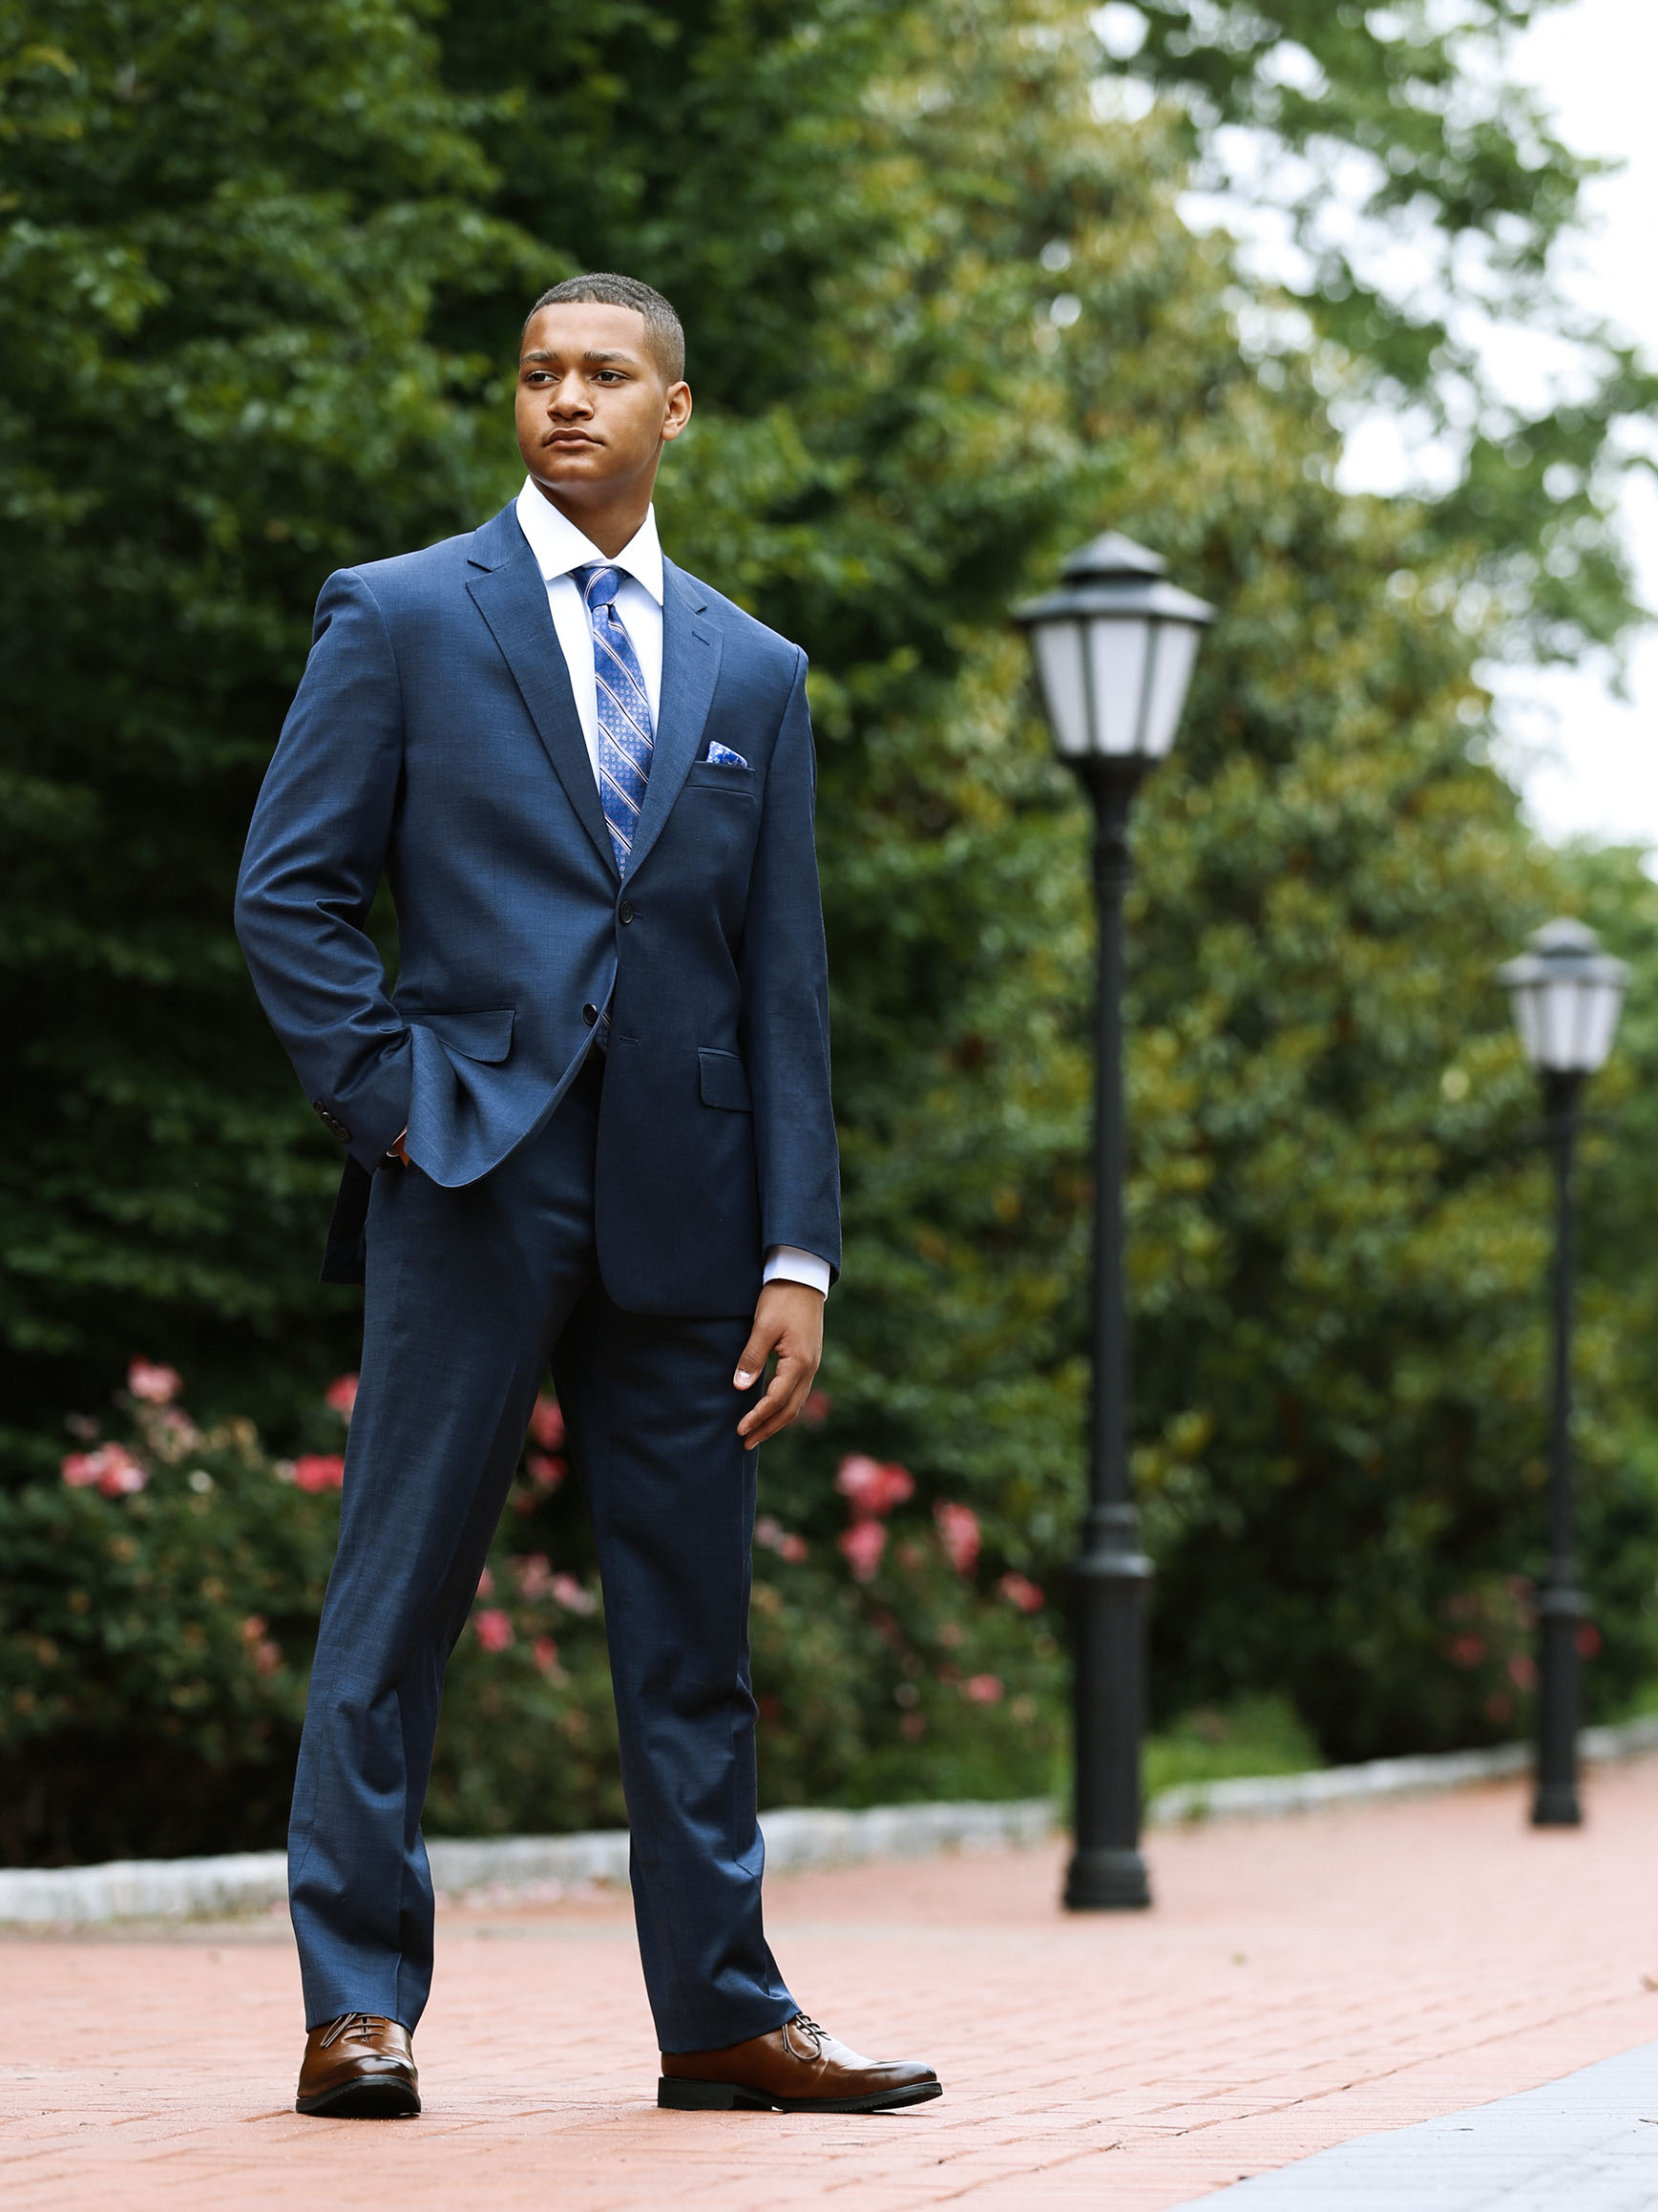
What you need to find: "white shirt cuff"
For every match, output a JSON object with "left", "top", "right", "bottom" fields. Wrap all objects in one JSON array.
[{"left": 763, "top": 1245, "right": 831, "bottom": 1296}]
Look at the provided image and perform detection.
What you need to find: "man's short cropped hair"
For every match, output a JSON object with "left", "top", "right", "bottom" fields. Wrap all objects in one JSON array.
[{"left": 522, "top": 273, "right": 685, "bottom": 384}]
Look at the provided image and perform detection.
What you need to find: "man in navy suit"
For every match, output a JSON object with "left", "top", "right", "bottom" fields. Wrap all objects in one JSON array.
[{"left": 236, "top": 274, "right": 939, "bottom": 2118}]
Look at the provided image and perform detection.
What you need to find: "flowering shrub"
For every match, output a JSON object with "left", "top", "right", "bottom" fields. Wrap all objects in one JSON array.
[
  {"left": 1, "top": 1361, "right": 1066, "bottom": 1863},
  {"left": 1433, "top": 1576, "right": 1579, "bottom": 1735}
]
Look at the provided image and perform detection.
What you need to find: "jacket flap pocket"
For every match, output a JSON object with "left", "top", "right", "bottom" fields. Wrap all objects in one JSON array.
[
  {"left": 698, "top": 1047, "right": 753, "bottom": 1111},
  {"left": 421, "top": 1007, "right": 515, "bottom": 1064}
]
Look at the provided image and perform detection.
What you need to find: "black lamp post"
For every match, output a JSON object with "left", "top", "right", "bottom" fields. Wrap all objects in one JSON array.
[
  {"left": 1017, "top": 535, "right": 1213, "bottom": 1910},
  {"left": 1499, "top": 918, "right": 1627, "bottom": 1828}
]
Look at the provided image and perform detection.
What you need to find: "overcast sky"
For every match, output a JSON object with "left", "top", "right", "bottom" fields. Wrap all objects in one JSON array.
[
  {"left": 1387, "top": 0, "right": 1658, "bottom": 854},
  {"left": 1160, "top": 0, "right": 1658, "bottom": 854}
]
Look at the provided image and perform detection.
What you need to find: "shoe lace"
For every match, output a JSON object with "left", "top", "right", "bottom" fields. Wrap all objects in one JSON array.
[
  {"left": 783, "top": 2012, "right": 826, "bottom": 2062},
  {"left": 319, "top": 2012, "right": 387, "bottom": 2051}
]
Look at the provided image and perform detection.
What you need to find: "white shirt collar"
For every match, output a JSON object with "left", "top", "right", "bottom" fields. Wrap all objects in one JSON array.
[{"left": 514, "top": 477, "right": 664, "bottom": 607}]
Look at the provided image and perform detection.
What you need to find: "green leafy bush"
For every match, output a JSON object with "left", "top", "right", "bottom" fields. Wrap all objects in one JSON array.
[
  {"left": 0, "top": 1369, "right": 331, "bottom": 1863},
  {"left": 0, "top": 1366, "right": 1062, "bottom": 1864}
]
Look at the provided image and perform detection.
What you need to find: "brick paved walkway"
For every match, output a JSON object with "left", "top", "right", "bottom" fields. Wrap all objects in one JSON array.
[{"left": 5, "top": 1759, "right": 1658, "bottom": 2210}]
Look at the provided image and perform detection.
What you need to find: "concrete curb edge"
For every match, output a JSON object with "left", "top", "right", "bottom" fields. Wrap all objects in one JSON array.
[
  {"left": 1145, "top": 1712, "right": 1658, "bottom": 1825},
  {"left": 4, "top": 1715, "right": 1654, "bottom": 1926}
]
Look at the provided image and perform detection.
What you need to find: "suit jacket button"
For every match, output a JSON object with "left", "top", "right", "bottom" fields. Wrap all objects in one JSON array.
[
  {"left": 582, "top": 1002, "right": 598, "bottom": 1027},
  {"left": 312, "top": 1101, "right": 352, "bottom": 1143},
  {"left": 619, "top": 901, "right": 634, "bottom": 925}
]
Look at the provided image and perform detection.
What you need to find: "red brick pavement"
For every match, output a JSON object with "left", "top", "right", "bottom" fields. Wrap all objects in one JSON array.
[{"left": 5, "top": 1760, "right": 1658, "bottom": 2210}]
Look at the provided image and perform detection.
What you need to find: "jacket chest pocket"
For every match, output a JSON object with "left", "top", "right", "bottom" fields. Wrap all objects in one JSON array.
[{"left": 682, "top": 760, "right": 758, "bottom": 796}]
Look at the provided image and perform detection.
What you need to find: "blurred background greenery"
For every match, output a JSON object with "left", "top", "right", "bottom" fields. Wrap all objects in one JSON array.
[{"left": 3, "top": 0, "right": 1657, "bottom": 1864}]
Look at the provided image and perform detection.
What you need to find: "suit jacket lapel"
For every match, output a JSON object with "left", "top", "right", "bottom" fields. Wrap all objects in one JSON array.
[
  {"left": 629, "top": 559, "right": 722, "bottom": 881},
  {"left": 465, "top": 507, "right": 618, "bottom": 881}
]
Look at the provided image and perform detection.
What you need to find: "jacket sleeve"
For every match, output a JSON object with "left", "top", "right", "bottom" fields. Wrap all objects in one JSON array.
[
  {"left": 234, "top": 568, "right": 412, "bottom": 1172},
  {"left": 740, "top": 648, "right": 842, "bottom": 1282}
]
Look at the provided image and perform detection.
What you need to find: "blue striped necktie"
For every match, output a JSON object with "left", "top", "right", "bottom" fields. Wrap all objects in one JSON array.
[{"left": 576, "top": 563, "right": 654, "bottom": 875}]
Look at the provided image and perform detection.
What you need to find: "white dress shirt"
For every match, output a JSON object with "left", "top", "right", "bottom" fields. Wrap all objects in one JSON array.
[{"left": 514, "top": 479, "right": 830, "bottom": 1299}]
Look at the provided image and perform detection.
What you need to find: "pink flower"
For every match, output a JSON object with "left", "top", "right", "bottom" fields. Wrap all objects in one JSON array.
[
  {"left": 838, "top": 1519, "right": 887, "bottom": 1583},
  {"left": 533, "top": 1635, "right": 559, "bottom": 1675},
  {"left": 755, "top": 1517, "right": 808, "bottom": 1561},
  {"left": 1446, "top": 1633, "right": 1485, "bottom": 1668},
  {"left": 801, "top": 1391, "right": 832, "bottom": 1427},
  {"left": 934, "top": 1500, "right": 980, "bottom": 1576},
  {"left": 551, "top": 1572, "right": 599, "bottom": 1616},
  {"left": 474, "top": 1608, "right": 514, "bottom": 1653},
  {"left": 325, "top": 1373, "right": 359, "bottom": 1419},
  {"left": 1507, "top": 1653, "right": 1539, "bottom": 1689},
  {"left": 127, "top": 1359, "right": 181, "bottom": 1405},
  {"left": 513, "top": 1552, "right": 553, "bottom": 1599},
  {"left": 61, "top": 1444, "right": 148, "bottom": 1497},
  {"left": 293, "top": 1453, "right": 346, "bottom": 1493},
  {"left": 526, "top": 1452, "right": 566, "bottom": 1491},
  {"left": 962, "top": 1674, "right": 1004, "bottom": 1704},
  {"left": 835, "top": 1455, "right": 914, "bottom": 1520},
  {"left": 529, "top": 1394, "right": 565, "bottom": 1450},
  {"left": 252, "top": 1638, "right": 283, "bottom": 1675},
  {"left": 475, "top": 1567, "right": 494, "bottom": 1597},
  {"left": 997, "top": 1571, "right": 1044, "bottom": 1614}
]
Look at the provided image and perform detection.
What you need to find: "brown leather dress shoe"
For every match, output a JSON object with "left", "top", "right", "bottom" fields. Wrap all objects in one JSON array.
[
  {"left": 295, "top": 2012, "right": 421, "bottom": 2117},
  {"left": 659, "top": 2011, "right": 940, "bottom": 2112}
]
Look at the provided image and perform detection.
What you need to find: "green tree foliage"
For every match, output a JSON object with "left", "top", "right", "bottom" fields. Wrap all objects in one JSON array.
[
  {"left": 3, "top": 0, "right": 1655, "bottom": 1857},
  {"left": 0, "top": 1, "right": 533, "bottom": 1424},
  {"left": 1111, "top": 0, "right": 1658, "bottom": 667}
]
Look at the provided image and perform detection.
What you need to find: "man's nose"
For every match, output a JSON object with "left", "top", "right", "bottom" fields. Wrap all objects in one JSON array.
[{"left": 548, "top": 374, "right": 591, "bottom": 416}]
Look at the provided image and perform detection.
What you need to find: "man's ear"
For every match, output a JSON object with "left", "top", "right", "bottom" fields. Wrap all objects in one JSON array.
[{"left": 661, "top": 382, "right": 693, "bottom": 441}]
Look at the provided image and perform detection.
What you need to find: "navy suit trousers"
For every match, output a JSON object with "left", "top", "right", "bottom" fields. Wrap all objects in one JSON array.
[{"left": 287, "top": 1055, "right": 797, "bottom": 2051}]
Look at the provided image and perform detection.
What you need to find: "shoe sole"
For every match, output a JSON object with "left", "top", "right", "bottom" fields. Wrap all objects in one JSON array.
[
  {"left": 295, "top": 2077, "right": 421, "bottom": 2118},
  {"left": 658, "top": 2076, "right": 942, "bottom": 2114}
]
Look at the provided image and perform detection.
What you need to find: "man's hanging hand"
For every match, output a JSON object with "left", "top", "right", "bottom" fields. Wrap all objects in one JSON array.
[{"left": 734, "top": 1281, "right": 825, "bottom": 1450}]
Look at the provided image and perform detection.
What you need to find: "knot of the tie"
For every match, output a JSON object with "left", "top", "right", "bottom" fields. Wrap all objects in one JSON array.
[{"left": 577, "top": 563, "right": 624, "bottom": 615}]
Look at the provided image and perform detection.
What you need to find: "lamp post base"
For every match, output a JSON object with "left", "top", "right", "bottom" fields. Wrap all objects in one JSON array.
[
  {"left": 1063, "top": 1844, "right": 1152, "bottom": 1911},
  {"left": 1530, "top": 1783, "right": 1582, "bottom": 1828},
  {"left": 1531, "top": 1580, "right": 1585, "bottom": 1831}
]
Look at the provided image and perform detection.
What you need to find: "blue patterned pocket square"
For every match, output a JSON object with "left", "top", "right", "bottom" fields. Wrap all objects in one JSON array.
[{"left": 705, "top": 743, "right": 749, "bottom": 769}]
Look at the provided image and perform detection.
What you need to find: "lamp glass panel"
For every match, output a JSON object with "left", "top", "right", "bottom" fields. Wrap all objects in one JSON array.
[
  {"left": 1139, "top": 620, "right": 1202, "bottom": 758},
  {"left": 1575, "top": 978, "right": 1624, "bottom": 1071},
  {"left": 1032, "top": 619, "right": 1090, "bottom": 755},
  {"left": 1538, "top": 972, "right": 1583, "bottom": 1069},
  {"left": 1510, "top": 979, "right": 1545, "bottom": 1066},
  {"left": 1085, "top": 613, "right": 1151, "bottom": 754}
]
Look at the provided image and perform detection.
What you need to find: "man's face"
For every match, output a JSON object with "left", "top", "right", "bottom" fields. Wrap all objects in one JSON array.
[{"left": 514, "top": 303, "right": 690, "bottom": 506}]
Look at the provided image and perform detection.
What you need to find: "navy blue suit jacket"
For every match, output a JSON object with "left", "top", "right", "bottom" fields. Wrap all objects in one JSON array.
[{"left": 235, "top": 500, "right": 839, "bottom": 1316}]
